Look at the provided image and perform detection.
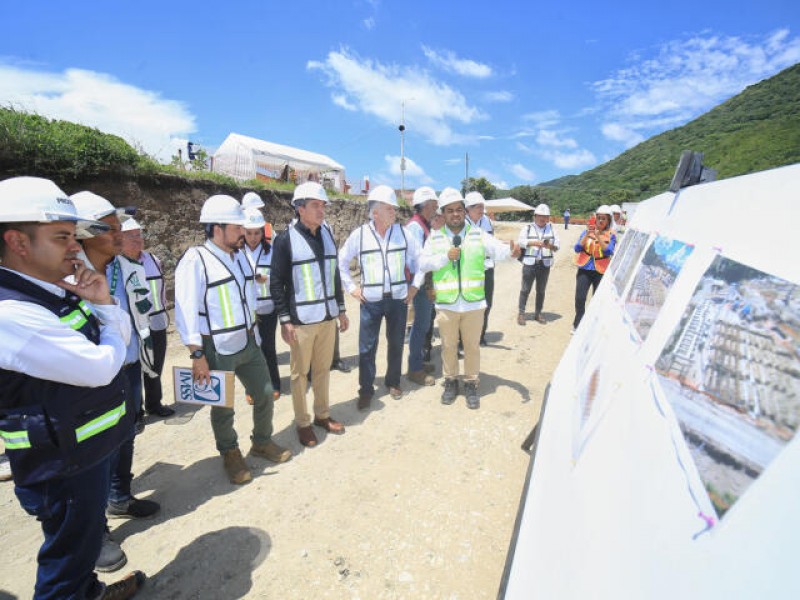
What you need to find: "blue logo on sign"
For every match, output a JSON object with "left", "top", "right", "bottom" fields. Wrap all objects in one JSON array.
[{"left": 193, "top": 375, "right": 222, "bottom": 403}]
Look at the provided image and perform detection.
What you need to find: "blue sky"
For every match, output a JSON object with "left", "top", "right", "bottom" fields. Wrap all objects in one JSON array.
[{"left": 2, "top": 1, "right": 798, "bottom": 192}]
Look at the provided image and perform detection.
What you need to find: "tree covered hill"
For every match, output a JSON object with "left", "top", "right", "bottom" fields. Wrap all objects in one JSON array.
[{"left": 507, "top": 62, "right": 800, "bottom": 215}]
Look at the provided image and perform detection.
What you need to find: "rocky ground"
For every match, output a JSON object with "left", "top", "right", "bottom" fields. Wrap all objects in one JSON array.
[{"left": 0, "top": 222, "right": 582, "bottom": 599}]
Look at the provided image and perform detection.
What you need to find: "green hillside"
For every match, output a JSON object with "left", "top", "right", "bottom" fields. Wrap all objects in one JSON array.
[{"left": 508, "top": 62, "right": 800, "bottom": 215}]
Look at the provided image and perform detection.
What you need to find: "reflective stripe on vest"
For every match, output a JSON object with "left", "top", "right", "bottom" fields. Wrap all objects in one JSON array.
[
  {"left": 289, "top": 226, "right": 340, "bottom": 324},
  {"left": 195, "top": 246, "right": 254, "bottom": 355},
  {"left": 1, "top": 399, "right": 127, "bottom": 449},
  {"left": 59, "top": 300, "right": 92, "bottom": 330},
  {"left": 524, "top": 223, "right": 554, "bottom": 264},
  {"left": 358, "top": 223, "right": 409, "bottom": 302},
  {"left": 430, "top": 226, "right": 486, "bottom": 304}
]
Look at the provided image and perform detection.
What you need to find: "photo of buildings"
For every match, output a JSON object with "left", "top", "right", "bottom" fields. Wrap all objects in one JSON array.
[
  {"left": 611, "top": 230, "right": 650, "bottom": 297},
  {"left": 655, "top": 255, "right": 800, "bottom": 516},
  {"left": 624, "top": 236, "right": 694, "bottom": 341}
]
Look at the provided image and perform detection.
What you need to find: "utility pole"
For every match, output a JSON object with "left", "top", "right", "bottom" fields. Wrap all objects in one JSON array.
[
  {"left": 465, "top": 152, "right": 470, "bottom": 193},
  {"left": 399, "top": 101, "right": 406, "bottom": 201}
]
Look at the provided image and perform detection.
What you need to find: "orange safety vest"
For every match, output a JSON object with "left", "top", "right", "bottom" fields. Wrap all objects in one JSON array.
[{"left": 574, "top": 230, "right": 612, "bottom": 274}]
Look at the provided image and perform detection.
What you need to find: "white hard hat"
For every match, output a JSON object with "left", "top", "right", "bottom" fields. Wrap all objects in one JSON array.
[
  {"left": 596, "top": 205, "right": 613, "bottom": 217},
  {"left": 438, "top": 187, "right": 464, "bottom": 210},
  {"left": 292, "top": 182, "right": 329, "bottom": 206},
  {"left": 0, "top": 177, "right": 108, "bottom": 236},
  {"left": 464, "top": 191, "right": 486, "bottom": 208},
  {"left": 609, "top": 204, "right": 622, "bottom": 214},
  {"left": 70, "top": 191, "right": 132, "bottom": 223},
  {"left": 242, "top": 191, "right": 264, "bottom": 210},
  {"left": 533, "top": 203, "right": 550, "bottom": 216},
  {"left": 412, "top": 186, "right": 438, "bottom": 206},
  {"left": 199, "top": 195, "right": 246, "bottom": 225},
  {"left": 243, "top": 208, "right": 266, "bottom": 229},
  {"left": 121, "top": 218, "right": 142, "bottom": 232},
  {"left": 367, "top": 184, "right": 398, "bottom": 207}
]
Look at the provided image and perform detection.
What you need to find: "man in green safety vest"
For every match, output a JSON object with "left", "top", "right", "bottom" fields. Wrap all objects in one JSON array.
[{"left": 417, "top": 187, "right": 521, "bottom": 409}]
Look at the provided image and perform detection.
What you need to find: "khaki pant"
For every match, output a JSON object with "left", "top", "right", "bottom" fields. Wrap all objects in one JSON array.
[
  {"left": 289, "top": 319, "right": 337, "bottom": 427},
  {"left": 436, "top": 308, "right": 484, "bottom": 383}
]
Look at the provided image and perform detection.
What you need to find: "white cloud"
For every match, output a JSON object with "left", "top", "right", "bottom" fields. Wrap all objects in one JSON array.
[
  {"left": 443, "top": 157, "right": 463, "bottom": 166},
  {"left": 510, "top": 163, "right": 535, "bottom": 181},
  {"left": 536, "top": 130, "right": 578, "bottom": 149},
  {"left": 483, "top": 90, "right": 513, "bottom": 103},
  {"left": 541, "top": 149, "right": 597, "bottom": 170},
  {"left": 308, "top": 48, "right": 486, "bottom": 145},
  {"left": 601, "top": 123, "right": 644, "bottom": 148},
  {"left": 0, "top": 64, "right": 196, "bottom": 162},
  {"left": 384, "top": 154, "right": 434, "bottom": 184},
  {"left": 363, "top": 17, "right": 375, "bottom": 30},
  {"left": 332, "top": 93, "right": 357, "bottom": 111},
  {"left": 422, "top": 46, "right": 492, "bottom": 78},
  {"left": 593, "top": 29, "right": 800, "bottom": 140},
  {"left": 522, "top": 110, "right": 561, "bottom": 128}
]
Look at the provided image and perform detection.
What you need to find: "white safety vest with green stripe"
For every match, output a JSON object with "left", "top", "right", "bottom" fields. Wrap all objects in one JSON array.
[
  {"left": 430, "top": 226, "right": 486, "bottom": 304},
  {"left": 523, "top": 223, "right": 555, "bottom": 266},
  {"left": 246, "top": 243, "right": 275, "bottom": 315},
  {"left": 194, "top": 246, "right": 256, "bottom": 355},
  {"left": 289, "top": 224, "right": 339, "bottom": 324},
  {"left": 142, "top": 251, "right": 169, "bottom": 331},
  {"left": 358, "top": 222, "right": 409, "bottom": 302}
]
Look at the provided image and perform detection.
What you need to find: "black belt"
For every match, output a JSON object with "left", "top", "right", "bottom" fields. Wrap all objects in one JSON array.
[{"left": 383, "top": 292, "right": 393, "bottom": 299}]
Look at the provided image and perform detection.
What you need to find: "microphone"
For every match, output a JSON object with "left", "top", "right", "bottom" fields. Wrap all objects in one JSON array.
[{"left": 452, "top": 234, "right": 461, "bottom": 269}]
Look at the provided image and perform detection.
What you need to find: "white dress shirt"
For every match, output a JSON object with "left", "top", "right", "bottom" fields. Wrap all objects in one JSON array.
[{"left": 0, "top": 267, "right": 132, "bottom": 387}]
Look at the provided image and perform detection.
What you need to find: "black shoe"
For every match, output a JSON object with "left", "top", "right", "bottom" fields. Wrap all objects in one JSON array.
[
  {"left": 331, "top": 359, "right": 351, "bottom": 373},
  {"left": 441, "top": 379, "right": 459, "bottom": 405},
  {"left": 357, "top": 392, "right": 373, "bottom": 412},
  {"left": 107, "top": 496, "right": 160, "bottom": 520},
  {"left": 479, "top": 338, "right": 488, "bottom": 346},
  {"left": 146, "top": 405, "right": 175, "bottom": 418},
  {"left": 464, "top": 381, "right": 480, "bottom": 409}
]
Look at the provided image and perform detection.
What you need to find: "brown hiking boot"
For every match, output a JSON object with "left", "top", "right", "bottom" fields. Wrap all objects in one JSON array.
[
  {"left": 100, "top": 570, "right": 146, "bottom": 599},
  {"left": 222, "top": 448, "right": 252, "bottom": 485},
  {"left": 250, "top": 440, "right": 292, "bottom": 463},
  {"left": 407, "top": 370, "right": 435, "bottom": 386},
  {"left": 517, "top": 313, "right": 526, "bottom": 326}
]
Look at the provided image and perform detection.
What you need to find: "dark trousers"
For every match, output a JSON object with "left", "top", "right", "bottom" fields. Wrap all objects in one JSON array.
[
  {"left": 257, "top": 312, "right": 281, "bottom": 394},
  {"left": 573, "top": 268, "right": 604, "bottom": 328},
  {"left": 143, "top": 328, "right": 167, "bottom": 411},
  {"left": 15, "top": 457, "right": 111, "bottom": 599},
  {"left": 518, "top": 263, "right": 551, "bottom": 315},
  {"left": 109, "top": 361, "right": 142, "bottom": 505},
  {"left": 359, "top": 296, "right": 408, "bottom": 396},
  {"left": 407, "top": 289, "right": 433, "bottom": 372},
  {"left": 564, "top": 217, "right": 570, "bottom": 229},
  {"left": 481, "top": 268, "right": 495, "bottom": 341}
]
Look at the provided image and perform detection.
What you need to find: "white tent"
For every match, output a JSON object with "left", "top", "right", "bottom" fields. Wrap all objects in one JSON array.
[
  {"left": 484, "top": 197, "right": 534, "bottom": 213},
  {"left": 212, "top": 133, "right": 346, "bottom": 191}
]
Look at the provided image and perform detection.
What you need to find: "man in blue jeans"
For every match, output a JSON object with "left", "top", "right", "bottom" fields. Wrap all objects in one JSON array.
[
  {"left": 0, "top": 177, "right": 145, "bottom": 599},
  {"left": 73, "top": 191, "right": 161, "bottom": 573},
  {"left": 405, "top": 186, "right": 439, "bottom": 386},
  {"left": 338, "top": 185, "right": 423, "bottom": 409}
]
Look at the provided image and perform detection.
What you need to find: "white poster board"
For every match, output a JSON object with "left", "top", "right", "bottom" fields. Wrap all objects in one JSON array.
[
  {"left": 172, "top": 367, "right": 235, "bottom": 408},
  {"left": 502, "top": 164, "right": 800, "bottom": 599}
]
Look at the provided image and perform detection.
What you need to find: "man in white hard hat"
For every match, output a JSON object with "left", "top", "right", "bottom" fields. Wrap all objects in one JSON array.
[
  {"left": 517, "top": 203, "right": 560, "bottom": 325},
  {"left": 242, "top": 208, "right": 282, "bottom": 402},
  {"left": 417, "top": 188, "right": 521, "bottom": 409},
  {"left": 72, "top": 190, "right": 161, "bottom": 574},
  {"left": 609, "top": 204, "right": 626, "bottom": 234},
  {"left": 0, "top": 177, "right": 146, "bottom": 598},
  {"left": 270, "top": 182, "right": 349, "bottom": 448},
  {"left": 405, "top": 187, "right": 439, "bottom": 385},
  {"left": 339, "top": 185, "right": 423, "bottom": 409},
  {"left": 120, "top": 218, "right": 175, "bottom": 418},
  {"left": 465, "top": 191, "right": 496, "bottom": 346},
  {"left": 175, "top": 194, "right": 291, "bottom": 485}
]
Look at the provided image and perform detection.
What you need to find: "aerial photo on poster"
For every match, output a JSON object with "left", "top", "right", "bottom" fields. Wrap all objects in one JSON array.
[
  {"left": 624, "top": 236, "right": 694, "bottom": 341},
  {"left": 611, "top": 230, "right": 651, "bottom": 297},
  {"left": 655, "top": 255, "right": 800, "bottom": 516}
]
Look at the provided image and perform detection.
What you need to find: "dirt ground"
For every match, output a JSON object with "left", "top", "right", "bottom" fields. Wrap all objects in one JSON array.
[{"left": 0, "top": 222, "right": 582, "bottom": 599}]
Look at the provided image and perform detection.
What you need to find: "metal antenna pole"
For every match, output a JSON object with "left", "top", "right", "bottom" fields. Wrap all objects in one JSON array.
[{"left": 399, "top": 101, "right": 406, "bottom": 200}]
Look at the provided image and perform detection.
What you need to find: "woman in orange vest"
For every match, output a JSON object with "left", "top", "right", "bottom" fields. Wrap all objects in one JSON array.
[{"left": 572, "top": 205, "right": 616, "bottom": 332}]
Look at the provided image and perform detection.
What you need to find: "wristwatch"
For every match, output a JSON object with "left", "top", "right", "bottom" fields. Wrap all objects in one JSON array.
[{"left": 189, "top": 349, "right": 205, "bottom": 360}]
